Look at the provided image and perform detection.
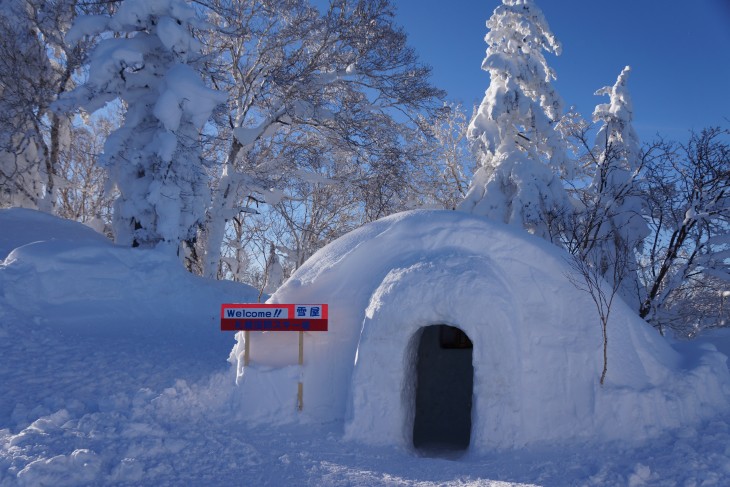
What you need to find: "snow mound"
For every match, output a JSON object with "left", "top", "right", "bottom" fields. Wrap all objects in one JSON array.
[
  {"left": 230, "top": 209, "right": 730, "bottom": 451},
  {"left": 0, "top": 208, "right": 258, "bottom": 340},
  {"left": 0, "top": 207, "right": 109, "bottom": 260}
]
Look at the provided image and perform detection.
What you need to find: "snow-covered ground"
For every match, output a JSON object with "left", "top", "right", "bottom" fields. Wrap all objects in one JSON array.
[{"left": 2, "top": 208, "right": 730, "bottom": 486}]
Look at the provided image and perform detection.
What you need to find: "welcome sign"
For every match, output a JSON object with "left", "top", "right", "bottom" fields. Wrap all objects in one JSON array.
[{"left": 220, "top": 303, "right": 328, "bottom": 331}]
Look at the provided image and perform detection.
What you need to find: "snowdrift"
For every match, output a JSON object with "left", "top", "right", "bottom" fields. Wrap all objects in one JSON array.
[
  {"left": 230, "top": 209, "right": 730, "bottom": 451},
  {"left": 0, "top": 207, "right": 257, "bottom": 342}
]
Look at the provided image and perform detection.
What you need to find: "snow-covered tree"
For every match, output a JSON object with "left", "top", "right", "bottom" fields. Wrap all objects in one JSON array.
[
  {"left": 270, "top": 140, "right": 362, "bottom": 270},
  {"left": 58, "top": 0, "right": 226, "bottom": 254},
  {"left": 0, "top": 1, "right": 47, "bottom": 208},
  {"left": 198, "top": 0, "right": 444, "bottom": 278},
  {"left": 407, "top": 104, "right": 474, "bottom": 210},
  {"left": 459, "top": 0, "right": 571, "bottom": 242},
  {"left": 262, "top": 242, "right": 284, "bottom": 295},
  {"left": 638, "top": 127, "right": 730, "bottom": 334},
  {"left": 572, "top": 67, "right": 648, "bottom": 309},
  {"left": 0, "top": 0, "right": 92, "bottom": 211},
  {"left": 55, "top": 113, "right": 118, "bottom": 233}
]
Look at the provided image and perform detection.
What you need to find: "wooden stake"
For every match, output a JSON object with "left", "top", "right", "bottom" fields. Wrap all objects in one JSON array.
[
  {"left": 297, "top": 330, "right": 304, "bottom": 411},
  {"left": 244, "top": 330, "right": 250, "bottom": 367}
]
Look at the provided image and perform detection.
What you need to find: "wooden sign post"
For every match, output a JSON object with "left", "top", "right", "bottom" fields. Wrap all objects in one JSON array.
[
  {"left": 220, "top": 303, "right": 328, "bottom": 411},
  {"left": 298, "top": 330, "right": 304, "bottom": 411}
]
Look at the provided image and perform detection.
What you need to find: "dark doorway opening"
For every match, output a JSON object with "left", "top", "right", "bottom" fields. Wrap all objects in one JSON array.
[{"left": 412, "top": 325, "right": 473, "bottom": 454}]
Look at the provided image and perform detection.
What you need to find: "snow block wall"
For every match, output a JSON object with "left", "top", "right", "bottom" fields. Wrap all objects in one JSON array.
[{"left": 229, "top": 210, "right": 730, "bottom": 451}]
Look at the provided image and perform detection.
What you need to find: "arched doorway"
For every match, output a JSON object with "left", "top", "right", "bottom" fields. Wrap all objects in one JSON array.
[{"left": 412, "top": 325, "right": 473, "bottom": 453}]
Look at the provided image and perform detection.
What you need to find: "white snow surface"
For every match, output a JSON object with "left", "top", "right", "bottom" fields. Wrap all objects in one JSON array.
[
  {"left": 235, "top": 210, "right": 730, "bottom": 451},
  {"left": 3, "top": 207, "right": 730, "bottom": 486}
]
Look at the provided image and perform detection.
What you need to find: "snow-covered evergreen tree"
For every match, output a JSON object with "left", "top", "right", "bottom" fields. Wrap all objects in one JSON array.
[
  {"left": 583, "top": 66, "right": 648, "bottom": 308},
  {"left": 58, "top": 0, "right": 226, "bottom": 254},
  {"left": 459, "top": 0, "right": 571, "bottom": 241}
]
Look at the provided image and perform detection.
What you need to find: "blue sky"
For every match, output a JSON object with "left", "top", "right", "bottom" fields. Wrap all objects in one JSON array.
[{"left": 391, "top": 0, "right": 730, "bottom": 142}]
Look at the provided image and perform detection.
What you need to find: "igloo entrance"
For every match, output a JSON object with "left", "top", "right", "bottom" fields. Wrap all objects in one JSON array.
[{"left": 412, "top": 325, "right": 473, "bottom": 453}]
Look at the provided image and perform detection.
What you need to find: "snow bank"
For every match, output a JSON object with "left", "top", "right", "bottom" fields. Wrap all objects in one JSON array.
[
  {"left": 230, "top": 209, "right": 730, "bottom": 451},
  {"left": 0, "top": 207, "right": 257, "bottom": 340},
  {"left": 0, "top": 208, "right": 109, "bottom": 260}
]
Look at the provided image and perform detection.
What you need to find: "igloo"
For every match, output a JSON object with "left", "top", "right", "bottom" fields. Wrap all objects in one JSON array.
[{"left": 229, "top": 210, "right": 730, "bottom": 452}]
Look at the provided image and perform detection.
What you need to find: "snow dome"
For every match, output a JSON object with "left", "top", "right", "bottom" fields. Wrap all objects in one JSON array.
[{"left": 229, "top": 210, "right": 730, "bottom": 452}]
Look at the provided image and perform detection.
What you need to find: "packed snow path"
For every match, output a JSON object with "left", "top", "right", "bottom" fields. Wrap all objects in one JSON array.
[{"left": 3, "top": 312, "right": 730, "bottom": 487}]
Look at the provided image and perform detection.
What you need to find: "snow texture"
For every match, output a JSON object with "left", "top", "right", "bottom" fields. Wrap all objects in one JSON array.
[
  {"left": 3, "top": 208, "right": 730, "bottom": 485},
  {"left": 233, "top": 209, "right": 730, "bottom": 451}
]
